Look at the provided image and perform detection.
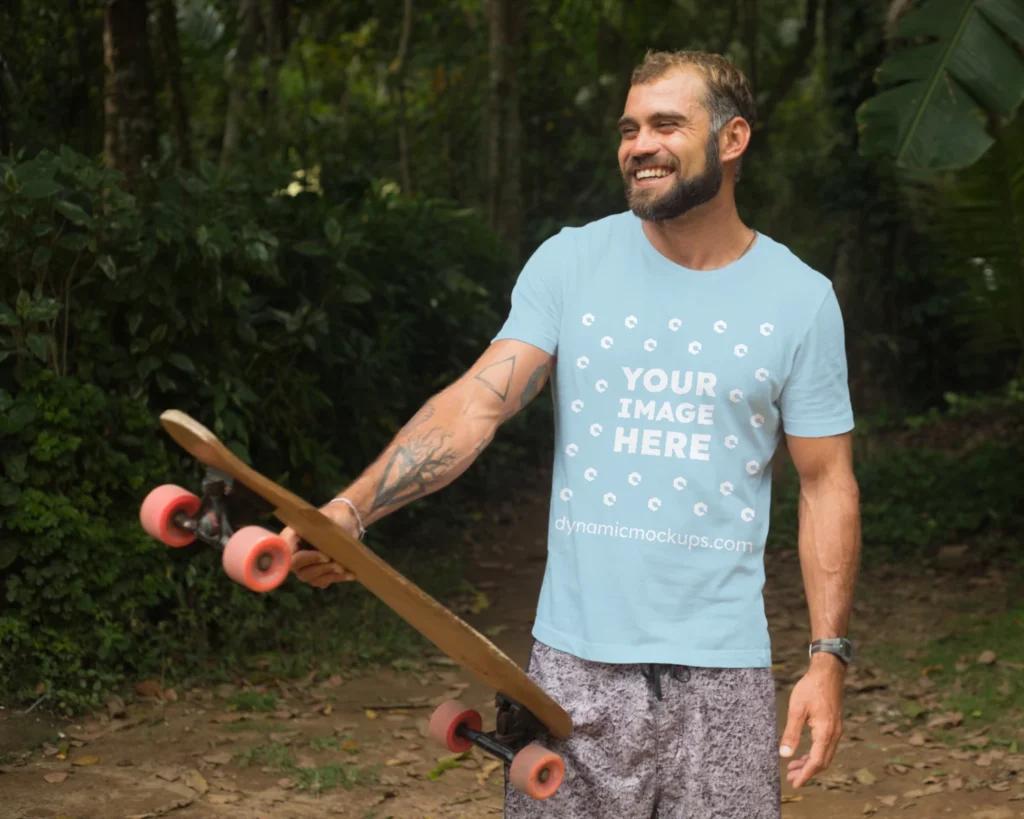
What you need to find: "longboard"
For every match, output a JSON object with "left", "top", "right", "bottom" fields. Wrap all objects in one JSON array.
[{"left": 139, "top": 409, "right": 571, "bottom": 799}]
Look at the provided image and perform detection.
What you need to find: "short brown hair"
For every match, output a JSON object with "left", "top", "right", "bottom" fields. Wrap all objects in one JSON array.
[{"left": 631, "top": 50, "right": 757, "bottom": 135}]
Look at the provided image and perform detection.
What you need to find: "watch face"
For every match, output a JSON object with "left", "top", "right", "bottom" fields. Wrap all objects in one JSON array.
[{"left": 812, "top": 639, "right": 853, "bottom": 662}]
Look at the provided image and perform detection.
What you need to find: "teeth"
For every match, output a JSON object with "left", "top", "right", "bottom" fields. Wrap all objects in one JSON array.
[{"left": 636, "top": 168, "right": 671, "bottom": 179}]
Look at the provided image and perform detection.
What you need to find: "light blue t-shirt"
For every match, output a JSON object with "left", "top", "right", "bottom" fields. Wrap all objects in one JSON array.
[{"left": 492, "top": 211, "right": 854, "bottom": 668}]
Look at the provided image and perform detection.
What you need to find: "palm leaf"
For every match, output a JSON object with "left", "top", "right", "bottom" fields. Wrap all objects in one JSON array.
[
  {"left": 933, "top": 113, "right": 1024, "bottom": 369},
  {"left": 856, "top": 0, "right": 1024, "bottom": 170}
]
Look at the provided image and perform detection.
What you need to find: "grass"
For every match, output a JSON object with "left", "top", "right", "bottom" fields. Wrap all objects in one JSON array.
[
  {"left": 241, "top": 740, "right": 379, "bottom": 793},
  {"left": 864, "top": 606, "right": 1024, "bottom": 737},
  {"left": 225, "top": 690, "right": 278, "bottom": 712},
  {"left": 166, "top": 548, "right": 475, "bottom": 700}
]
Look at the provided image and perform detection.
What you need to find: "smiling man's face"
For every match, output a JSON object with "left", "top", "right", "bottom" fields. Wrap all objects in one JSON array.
[{"left": 617, "top": 68, "right": 724, "bottom": 222}]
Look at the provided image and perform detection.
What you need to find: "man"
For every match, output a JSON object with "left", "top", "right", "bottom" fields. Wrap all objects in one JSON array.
[{"left": 282, "top": 49, "right": 861, "bottom": 818}]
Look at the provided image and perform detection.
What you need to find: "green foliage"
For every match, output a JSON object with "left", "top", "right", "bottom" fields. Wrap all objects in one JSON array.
[
  {"left": 902, "top": 380, "right": 1024, "bottom": 429},
  {"left": 857, "top": 0, "right": 1024, "bottom": 170},
  {"left": 0, "top": 372, "right": 178, "bottom": 711},
  {"left": 867, "top": 606, "right": 1024, "bottom": 733},
  {"left": 770, "top": 437, "right": 1024, "bottom": 561},
  {"left": 0, "top": 145, "right": 520, "bottom": 712},
  {"left": 929, "top": 112, "right": 1024, "bottom": 375}
]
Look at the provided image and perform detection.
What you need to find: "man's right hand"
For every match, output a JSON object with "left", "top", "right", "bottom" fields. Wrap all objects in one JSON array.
[{"left": 281, "top": 503, "right": 359, "bottom": 588}]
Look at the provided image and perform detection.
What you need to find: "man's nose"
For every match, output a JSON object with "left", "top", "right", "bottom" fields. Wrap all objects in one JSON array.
[{"left": 632, "top": 128, "right": 660, "bottom": 157}]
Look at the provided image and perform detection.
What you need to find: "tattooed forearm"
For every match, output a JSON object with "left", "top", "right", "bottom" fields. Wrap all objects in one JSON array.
[
  {"left": 370, "top": 427, "right": 458, "bottom": 512},
  {"left": 333, "top": 343, "right": 554, "bottom": 529}
]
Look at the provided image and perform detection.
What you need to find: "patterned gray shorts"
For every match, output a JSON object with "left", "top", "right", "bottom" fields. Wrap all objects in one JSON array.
[{"left": 504, "top": 641, "right": 781, "bottom": 819}]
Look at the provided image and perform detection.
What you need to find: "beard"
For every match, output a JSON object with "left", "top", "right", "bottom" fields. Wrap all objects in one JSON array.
[{"left": 623, "top": 133, "right": 723, "bottom": 222}]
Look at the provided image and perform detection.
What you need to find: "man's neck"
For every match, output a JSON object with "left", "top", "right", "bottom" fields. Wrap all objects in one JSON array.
[{"left": 640, "top": 195, "right": 754, "bottom": 271}]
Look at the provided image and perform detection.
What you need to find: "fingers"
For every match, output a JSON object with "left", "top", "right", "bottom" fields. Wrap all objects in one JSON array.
[
  {"left": 789, "top": 726, "right": 833, "bottom": 789},
  {"left": 289, "top": 549, "right": 355, "bottom": 586},
  {"left": 779, "top": 700, "right": 806, "bottom": 759},
  {"left": 279, "top": 526, "right": 302, "bottom": 556}
]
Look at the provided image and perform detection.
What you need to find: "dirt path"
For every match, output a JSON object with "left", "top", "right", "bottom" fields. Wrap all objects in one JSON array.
[{"left": 2, "top": 481, "right": 1022, "bottom": 819}]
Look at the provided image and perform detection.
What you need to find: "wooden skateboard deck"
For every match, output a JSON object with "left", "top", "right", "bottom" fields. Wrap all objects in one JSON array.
[{"left": 157, "top": 409, "right": 572, "bottom": 741}]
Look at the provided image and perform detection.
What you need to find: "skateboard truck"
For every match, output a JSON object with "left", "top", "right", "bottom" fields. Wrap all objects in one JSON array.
[
  {"left": 428, "top": 695, "right": 564, "bottom": 799},
  {"left": 449, "top": 694, "right": 548, "bottom": 766},
  {"left": 140, "top": 470, "right": 292, "bottom": 593}
]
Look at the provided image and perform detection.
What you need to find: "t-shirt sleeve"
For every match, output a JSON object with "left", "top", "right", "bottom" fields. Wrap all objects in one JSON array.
[
  {"left": 779, "top": 286, "right": 855, "bottom": 437},
  {"left": 490, "top": 230, "right": 571, "bottom": 355}
]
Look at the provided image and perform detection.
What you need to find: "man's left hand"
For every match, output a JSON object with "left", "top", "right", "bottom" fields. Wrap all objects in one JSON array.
[{"left": 778, "top": 655, "right": 846, "bottom": 788}]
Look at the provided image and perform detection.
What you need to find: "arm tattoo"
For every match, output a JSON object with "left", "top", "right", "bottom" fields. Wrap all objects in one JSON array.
[
  {"left": 474, "top": 355, "right": 516, "bottom": 401},
  {"left": 370, "top": 427, "right": 458, "bottom": 512},
  {"left": 519, "top": 362, "right": 551, "bottom": 410}
]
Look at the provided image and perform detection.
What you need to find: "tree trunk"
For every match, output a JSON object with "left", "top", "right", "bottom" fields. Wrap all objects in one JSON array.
[
  {"left": 157, "top": 0, "right": 191, "bottom": 169},
  {"left": 67, "top": 0, "right": 96, "bottom": 155},
  {"left": 220, "top": 0, "right": 261, "bottom": 170},
  {"left": 0, "top": 52, "right": 11, "bottom": 157},
  {"left": 103, "top": 0, "right": 159, "bottom": 188},
  {"left": 743, "top": 0, "right": 759, "bottom": 96},
  {"left": 823, "top": 0, "right": 893, "bottom": 410},
  {"left": 261, "top": 0, "right": 288, "bottom": 117},
  {"left": 394, "top": 0, "right": 414, "bottom": 194},
  {"left": 486, "top": 0, "right": 524, "bottom": 264}
]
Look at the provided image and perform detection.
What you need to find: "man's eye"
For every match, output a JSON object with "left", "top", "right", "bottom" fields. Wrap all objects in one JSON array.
[
  {"left": 657, "top": 123, "right": 675, "bottom": 130},
  {"left": 620, "top": 128, "right": 637, "bottom": 138}
]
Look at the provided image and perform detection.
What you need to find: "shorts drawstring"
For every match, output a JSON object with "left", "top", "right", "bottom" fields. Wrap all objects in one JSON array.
[{"left": 642, "top": 664, "right": 690, "bottom": 700}]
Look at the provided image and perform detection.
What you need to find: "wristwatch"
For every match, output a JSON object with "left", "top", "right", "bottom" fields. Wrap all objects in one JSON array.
[{"left": 809, "top": 638, "right": 854, "bottom": 665}]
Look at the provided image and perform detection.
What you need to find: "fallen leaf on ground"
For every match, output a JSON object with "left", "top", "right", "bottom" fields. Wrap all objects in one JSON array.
[
  {"left": 153, "top": 767, "right": 180, "bottom": 782},
  {"left": 927, "top": 712, "right": 963, "bottom": 729},
  {"left": 206, "top": 793, "right": 241, "bottom": 805},
  {"left": 72, "top": 755, "right": 101, "bottom": 766},
  {"left": 136, "top": 680, "right": 164, "bottom": 699},
  {"left": 107, "top": 696, "right": 126, "bottom": 719},
  {"left": 908, "top": 732, "right": 927, "bottom": 746},
  {"left": 977, "top": 650, "right": 997, "bottom": 665},
  {"left": 386, "top": 751, "right": 423, "bottom": 766},
  {"left": 878, "top": 795, "right": 898, "bottom": 807},
  {"left": 781, "top": 795, "right": 803, "bottom": 803},
  {"left": 124, "top": 797, "right": 193, "bottom": 818},
  {"left": 44, "top": 772, "right": 68, "bottom": 784},
  {"left": 365, "top": 709, "right": 379, "bottom": 720},
  {"left": 182, "top": 770, "right": 208, "bottom": 794},
  {"left": 971, "top": 810, "right": 1012, "bottom": 819},
  {"left": 201, "top": 753, "right": 231, "bottom": 765},
  {"left": 212, "top": 714, "right": 245, "bottom": 724},
  {"left": 855, "top": 768, "right": 876, "bottom": 785}
]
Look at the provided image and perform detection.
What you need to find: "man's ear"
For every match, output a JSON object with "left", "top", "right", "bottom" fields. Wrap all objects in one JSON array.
[{"left": 720, "top": 117, "right": 751, "bottom": 166}]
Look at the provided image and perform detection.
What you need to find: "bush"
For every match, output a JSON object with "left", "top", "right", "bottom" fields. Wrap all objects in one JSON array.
[
  {"left": 0, "top": 147, "right": 537, "bottom": 711},
  {"left": 769, "top": 440, "right": 1024, "bottom": 562}
]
